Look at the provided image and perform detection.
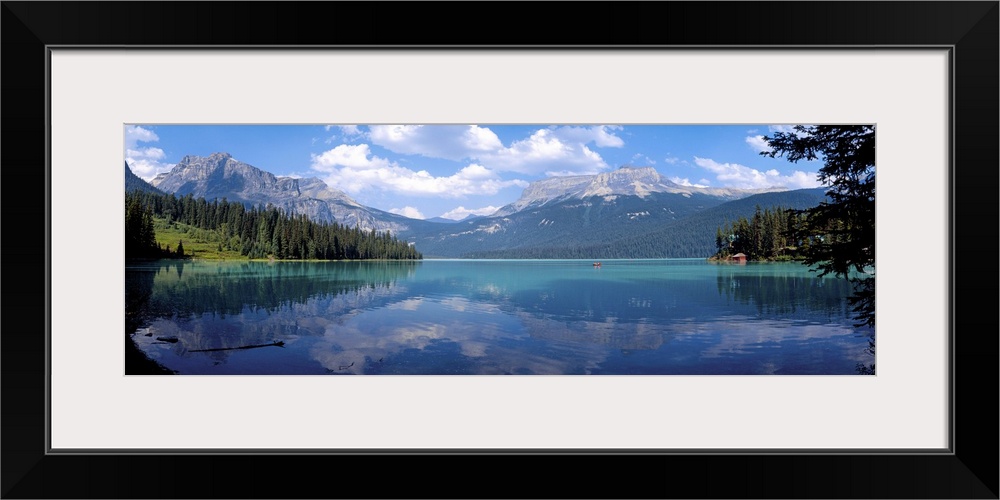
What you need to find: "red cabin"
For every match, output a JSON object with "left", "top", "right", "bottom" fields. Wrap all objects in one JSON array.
[{"left": 731, "top": 253, "right": 747, "bottom": 264}]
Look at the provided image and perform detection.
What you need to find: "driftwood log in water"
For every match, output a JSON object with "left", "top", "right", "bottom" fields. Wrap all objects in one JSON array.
[{"left": 189, "top": 341, "right": 285, "bottom": 353}]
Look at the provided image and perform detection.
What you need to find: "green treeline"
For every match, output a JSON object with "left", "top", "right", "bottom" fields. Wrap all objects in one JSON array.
[
  {"left": 125, "top": 190, "right": 422, "bottom": 261},
  {"left": 712, "top": 205, "right": 806, "bottom": 261},
  {"left": 126, "top": 193, "right": 185, "bottom": 258}
]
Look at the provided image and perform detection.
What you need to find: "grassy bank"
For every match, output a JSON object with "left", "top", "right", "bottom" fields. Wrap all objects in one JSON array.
[{"left": 153, "top": 218, "right": 245, "bottom": 260}]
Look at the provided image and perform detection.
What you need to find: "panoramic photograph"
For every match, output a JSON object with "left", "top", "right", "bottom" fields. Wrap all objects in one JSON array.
[{"left": 125, "top": 124, "right": 875, "bottom": 375}]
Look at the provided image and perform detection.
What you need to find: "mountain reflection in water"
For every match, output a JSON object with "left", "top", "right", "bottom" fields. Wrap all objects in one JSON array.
[{"left": 126, "top": 259, "right": 873, "bottom": 375}]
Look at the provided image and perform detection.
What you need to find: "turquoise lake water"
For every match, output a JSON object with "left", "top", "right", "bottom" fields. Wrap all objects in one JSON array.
[{"left": 126, "top": 259, "right": 874, "bottom": 375}]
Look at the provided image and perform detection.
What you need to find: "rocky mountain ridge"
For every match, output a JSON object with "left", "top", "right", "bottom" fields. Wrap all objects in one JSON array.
[
  {"left": 493, "top": 166, "right": 784, "bottom": 216},
  {"left": 148, "top": 152, "right": 410, "bottom": 233},
  {"left": 132, "top": 154, "right": 819, "bottom": 258}
]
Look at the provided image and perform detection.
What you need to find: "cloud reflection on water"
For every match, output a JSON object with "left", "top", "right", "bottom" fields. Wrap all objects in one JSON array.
[{"left": 129, "top": 260, "right": 873, "bottom": 374}]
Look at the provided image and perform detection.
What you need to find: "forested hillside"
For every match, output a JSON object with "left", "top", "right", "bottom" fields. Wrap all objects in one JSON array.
[
  {"left": 465, "top": 188, "right": 827, "bottom": 259},
  {"left": 125, "top": 190, "right": 422, "bottom": 260}
]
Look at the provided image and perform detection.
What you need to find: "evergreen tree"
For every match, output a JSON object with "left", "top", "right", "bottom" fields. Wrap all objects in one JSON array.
[
  {"left": 125, "top": 193, "right": 160, "bottom": 258},
  {"left": 125, "top": 190, "right": 422, "bottom": 261},
  {"left": 760, "top": 125, "right": 874, "bottom": 330},
  {"left": 711, "top": 207, "right": 803, "bottom": 262}
]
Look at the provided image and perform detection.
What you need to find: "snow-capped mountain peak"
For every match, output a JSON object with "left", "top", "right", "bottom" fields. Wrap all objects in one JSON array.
[{"left": 492, "top": 165, "right": 787, "bottom": 216}]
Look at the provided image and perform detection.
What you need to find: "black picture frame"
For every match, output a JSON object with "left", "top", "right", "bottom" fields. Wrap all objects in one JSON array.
[{"left": 3, "top": 2, "right": 997, "bottom": 498}]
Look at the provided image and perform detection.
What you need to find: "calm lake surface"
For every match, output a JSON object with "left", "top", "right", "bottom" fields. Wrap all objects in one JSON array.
[{"left": 126, "top": 259, "right": 874, "bottom": 375}]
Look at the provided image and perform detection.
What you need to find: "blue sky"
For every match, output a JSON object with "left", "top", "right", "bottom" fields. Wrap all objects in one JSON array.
[{"left": 125, "top": 124, "right": 824, "bottom": 221}]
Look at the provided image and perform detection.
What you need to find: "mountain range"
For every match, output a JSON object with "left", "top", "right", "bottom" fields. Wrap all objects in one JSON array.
[
  {"left": 129, "top": 153, "right": 827, "bottom": 258},
  {"left": 147, "top": 152, "right": 434, "bottom": 234}
]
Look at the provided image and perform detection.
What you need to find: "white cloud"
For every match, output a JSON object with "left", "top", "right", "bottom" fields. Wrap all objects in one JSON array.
[
  {"left": 669, "top": 176, "right": 709, "bottom": 188},
  {"left": 745, "top": 135, "right": 773, "bottom": 153},
  {"left": 663, "top": 156, "right": 681, "bottom": 165},
  {"left": 632, "top": 153, "right": 656, "bottom": 165},
  {"left": 550, "top": 125, "right": 624, "bottom": 148},
  {"left": 324, "top": 125, "right": 366, "bottom": 144},
  {"left": 439, "top": 205, "right": 500, "bottom": 220},
  {"left": 781, "top": 170, "right": 823, "bottom": 188},
  {"left": 311, "top": 144, "right": 528, "bottom": 197},
  {"left": 693, "top": 157, "right": 821, "bottom": 189},
  {"left": 325, "top": 124, "right": 362, "bottom": 135},
  {"left": 339, "top": 125, "right": 362, "bottom": 136},
  {"left": 125, "top": 125, "right": 158, "bottom": 148},
  {"left": 369, "top": 125, "right": 504, "bottom": 161},
  {"left": 369, "top": 125, "right": 619, "bottom": 176},
  {"left": 124, "top": 125, "right": 175, "bottom": 180},
  {"left": 389, "top": 206, "right": 426, "bottom": 219},
  {"left": 484, "top": 128, "right": 609, "bottom": 176},
  {"left": 128, "top": 158, "right": 176, "bottom": 180},
  {"left": 312, "top": 143, "right": 387, "bottom": 170},
  {"left": 126, "top": 147, "right": 165, "bottom": 160}
]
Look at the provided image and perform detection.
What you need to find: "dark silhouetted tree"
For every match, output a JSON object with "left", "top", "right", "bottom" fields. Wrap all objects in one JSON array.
[
  {"left": 125, "top": 193, "right": 159, "bottom": 258},
  {"left": 761, "top": 125, "right": 875, "bottom": 370}
]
